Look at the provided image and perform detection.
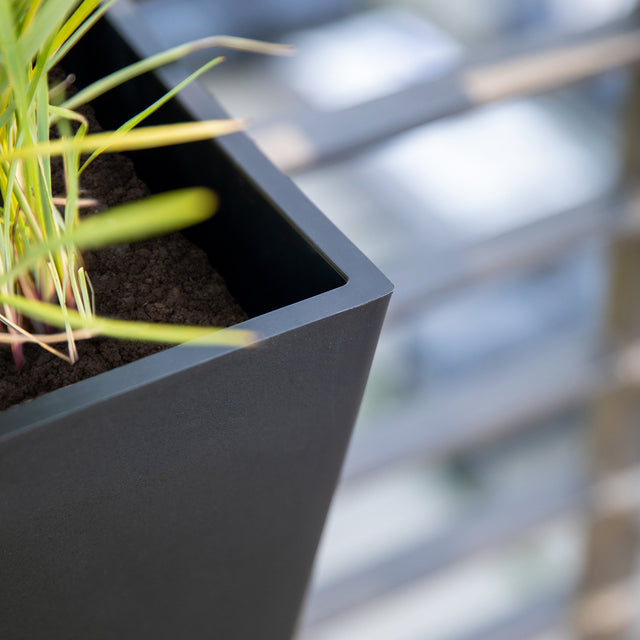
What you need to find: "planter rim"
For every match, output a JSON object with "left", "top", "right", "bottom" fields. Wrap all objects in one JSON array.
[{"left": 0, "top": 2, "right": 392, "bottom": 434}]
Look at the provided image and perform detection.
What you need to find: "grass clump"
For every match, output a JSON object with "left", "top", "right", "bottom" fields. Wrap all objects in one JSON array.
[{"left": 0, "top": 0, "right": 291, "bottom": 369}]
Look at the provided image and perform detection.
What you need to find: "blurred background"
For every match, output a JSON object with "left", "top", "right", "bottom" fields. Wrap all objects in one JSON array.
[{"left": 133, "top": 1, "right": 640, "bottom": 638}]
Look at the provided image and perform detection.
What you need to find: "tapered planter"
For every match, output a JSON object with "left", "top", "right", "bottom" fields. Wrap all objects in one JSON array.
[{"left": 0, "top": 4, "right": 392, "bottom": 640}]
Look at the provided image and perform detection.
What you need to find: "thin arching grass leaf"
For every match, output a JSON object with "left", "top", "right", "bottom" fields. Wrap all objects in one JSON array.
[
  {"left": 81, "top": 55, "right": 225, "bottom": 172},
  {"left": 60, "top": 35, "right": 294, "bottom": 113},
  {"left": 1, "top": 119, "right": 245, "bottom": 161}
]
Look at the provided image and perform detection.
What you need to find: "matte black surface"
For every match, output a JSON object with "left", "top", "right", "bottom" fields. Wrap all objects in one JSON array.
[
  {"left": 0, "top": 302, "right": 388, "bottom": 640},
  {"left": 252, "top": 14, "right": 640, "bottom": 172},
  {"left": 0, "top": 4, "right": 392, "bottom": 639}
]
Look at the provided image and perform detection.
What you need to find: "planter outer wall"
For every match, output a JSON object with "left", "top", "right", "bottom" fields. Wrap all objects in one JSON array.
[
  {"left": 0, "top": 301, "right": 387, "bottom": 640},
  {"left": 0, "top": 6, "right": 392, "bottom": 640}
]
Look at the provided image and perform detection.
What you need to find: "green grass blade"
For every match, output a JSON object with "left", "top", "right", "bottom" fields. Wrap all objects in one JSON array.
[
  {"left": 49, "top": 104, "right": 88, "bottom": 224},
  {"left": 61, "top": 35, "right": 294, "bottom": 112},
  {"left": 0, "top": 99, "right": 15, "bottom": 131},
  {"left": 17, "top": 0, "right": 77, "bottom": 68},
  {"left": 0, "top": 0, "right": 28, "bottom": 114},
  {"left": 0, "top": 188, "right": 218, "bottom": 287},
  {"left": 80, "top": 55, "right": 225, "bottom": 172}
]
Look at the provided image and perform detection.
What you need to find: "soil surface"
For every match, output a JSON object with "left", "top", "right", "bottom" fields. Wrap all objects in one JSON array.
[{"left": 0, "top": 103, "right": 247, "bottom": 412}]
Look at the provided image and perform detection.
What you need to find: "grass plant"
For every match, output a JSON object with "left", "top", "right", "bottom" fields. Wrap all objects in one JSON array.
[{"left": 0, "top": 0, "right": 292, "bottom": 369}]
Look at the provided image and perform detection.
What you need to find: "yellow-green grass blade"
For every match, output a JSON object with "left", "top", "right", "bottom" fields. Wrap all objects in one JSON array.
[
  {"left": 50, "top": 0, "right": 101, "bottom": 53},
  {"left": 0, "top": 119, "right": 244, "bottom": 161},
  {"left": 0, "top": 294, "right": 256, "bottom": 346},
  {"left": 0, "top": 187, "right": 218, "bottom": 287}
]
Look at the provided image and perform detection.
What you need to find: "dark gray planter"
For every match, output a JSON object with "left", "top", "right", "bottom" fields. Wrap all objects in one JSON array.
[{"left": 0, "top": 4, "right": 391, "bottom": 640}]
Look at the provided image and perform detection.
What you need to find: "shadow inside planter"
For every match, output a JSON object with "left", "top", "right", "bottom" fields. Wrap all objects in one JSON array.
[{"left": 64, "top": 18, "right": 347, "bottom": 320}]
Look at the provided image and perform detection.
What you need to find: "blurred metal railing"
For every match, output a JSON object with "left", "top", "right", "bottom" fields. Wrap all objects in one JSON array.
[
  {"left": 253, "top": 16, "right": 640, "bottom": 173},
  {"left": 304, "top": 472, "right": 585, "bottom": 626}
]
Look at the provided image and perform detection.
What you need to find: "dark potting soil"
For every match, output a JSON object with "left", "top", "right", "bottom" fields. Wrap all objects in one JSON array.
[{"left": 0, "top": 110, "right": 248, "bottom": 412}]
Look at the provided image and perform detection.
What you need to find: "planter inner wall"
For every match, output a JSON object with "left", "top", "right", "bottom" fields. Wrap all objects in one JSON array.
[{"left": 65, "top": 18, "right": 347, "bottom": 318}]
